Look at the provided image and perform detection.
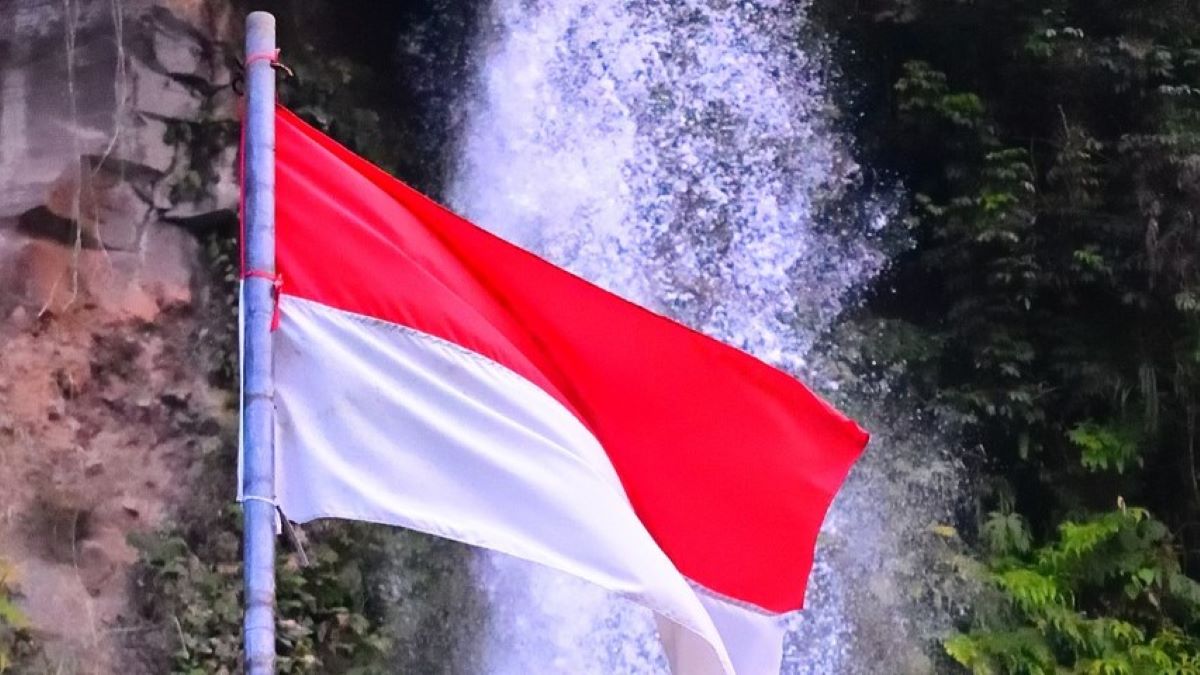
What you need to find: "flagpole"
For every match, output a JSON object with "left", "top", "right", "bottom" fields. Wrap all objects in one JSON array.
[{"left": 242, "top": 11, "right": 277, "bottom": 675}]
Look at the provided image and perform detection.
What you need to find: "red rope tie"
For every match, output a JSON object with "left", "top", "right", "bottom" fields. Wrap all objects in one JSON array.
[
  {"left": 243, "top": 48, "right": 293, "bottom": 78},
  {"left": 244, "top": 48, "right": 280, "bottom": 68},
  {"left": 244, "top": 269, "right": 283, "bottom": 331}
]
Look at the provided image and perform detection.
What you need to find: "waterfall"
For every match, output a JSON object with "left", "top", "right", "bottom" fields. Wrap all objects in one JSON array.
[{"left": 446, "top": 0, "right": 963, "bottom": 672}]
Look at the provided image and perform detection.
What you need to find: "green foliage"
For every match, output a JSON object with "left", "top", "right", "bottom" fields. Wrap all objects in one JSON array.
[
  {"left": 896, "top": 61, "right": 988, "bottom": 131},
  {"left": 983, "top": 510, "right": 1033, "bottom": 556},
  {"left": 280, "top": 52, "right": 405, "bottom": 178},
  {"left": 0, "top": 562, "right": 45, "bottom": 674},
  {"left": 945, "top": 628, "right": 1056, "bottom": 675},
  {"left": 827, "top": 0, "right": 1200, "bottom": 505},
  {"left": 1068, "top": 422, "right": 1141, "bottom": 474},
  {"left": 198, "top": 228, "right": 240, "bottom": 388},
  {"left": 816, "top": 0, "right": 1200, "bottom": 669},
  {"left": 161, "top": 118, "right": 240, "bottom": 205},
  {"left": 946, "top": 507, "right": 1200, "bottom": 674},
  {"left": 133, "top": 510, "right": 389, "bottom": 674}
]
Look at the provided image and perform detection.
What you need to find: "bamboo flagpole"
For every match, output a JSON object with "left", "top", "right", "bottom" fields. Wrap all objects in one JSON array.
[{"left": 241, "top": 11, "right": 278, "bottom": 675}]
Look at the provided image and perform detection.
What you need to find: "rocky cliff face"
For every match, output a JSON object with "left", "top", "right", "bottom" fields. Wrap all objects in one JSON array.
[{"left": 0, "top": 1, "right": 239, "bottom": 670}]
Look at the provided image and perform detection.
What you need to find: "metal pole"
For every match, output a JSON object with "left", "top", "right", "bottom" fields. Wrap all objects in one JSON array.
[{"left": 242, "top": 11, "right": 277, "bottom": 675}]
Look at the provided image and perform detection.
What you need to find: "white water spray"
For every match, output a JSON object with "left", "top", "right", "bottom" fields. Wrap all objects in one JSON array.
[{"left": 449, "top": 0, "right": 958, "bottom": 672}]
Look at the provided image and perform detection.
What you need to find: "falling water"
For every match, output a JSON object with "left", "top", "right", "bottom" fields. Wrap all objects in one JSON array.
[{"left": 447, "top": 0, "right": 964, "bottom": 672}]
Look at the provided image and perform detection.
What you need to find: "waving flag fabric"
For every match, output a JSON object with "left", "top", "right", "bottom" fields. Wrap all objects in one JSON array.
[{"left": 268, "top": 105, "right": 868, "bottom": 675}]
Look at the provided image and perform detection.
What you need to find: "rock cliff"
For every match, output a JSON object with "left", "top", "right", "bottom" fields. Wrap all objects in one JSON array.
[{"left": 0, "top": 1, "right": 239, "bottom": 670}]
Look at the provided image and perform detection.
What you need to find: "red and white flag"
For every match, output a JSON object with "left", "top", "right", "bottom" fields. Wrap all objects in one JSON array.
[{"left": 266, "top": 105, "right": 868, "bottom": 674}]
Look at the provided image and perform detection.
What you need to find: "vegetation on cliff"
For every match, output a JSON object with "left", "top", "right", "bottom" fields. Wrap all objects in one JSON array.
[
  {"left": 815, "top": 0, "right": 1200, "bottom": 670},
  {"left": 0, "top": 562, "right": 45, "bottom": 673}
]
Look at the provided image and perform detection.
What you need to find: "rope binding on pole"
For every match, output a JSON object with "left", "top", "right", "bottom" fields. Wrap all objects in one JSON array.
[{"left": 232, "top": 48, "right": 293, "bottom": 96}]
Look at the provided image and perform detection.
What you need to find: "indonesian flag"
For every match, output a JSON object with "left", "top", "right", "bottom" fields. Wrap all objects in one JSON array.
[{"left": 267, "top": 105, "right": 868, "bottom": 674}]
